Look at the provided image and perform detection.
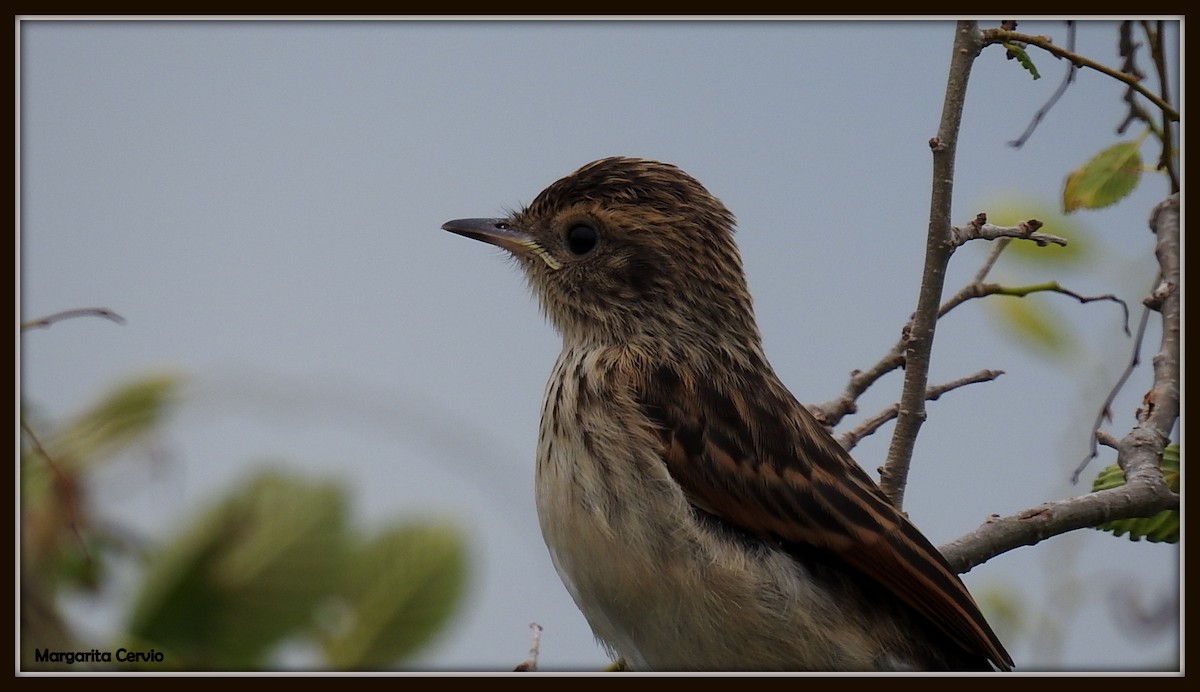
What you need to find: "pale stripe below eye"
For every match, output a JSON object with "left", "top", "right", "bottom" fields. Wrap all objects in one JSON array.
[{"left": 534, "top": 246, "right": 563, "bottom": 270}]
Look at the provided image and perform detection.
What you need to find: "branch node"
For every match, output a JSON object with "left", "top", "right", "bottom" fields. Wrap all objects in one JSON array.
[
  {"left": 1018, "top": 506, "right": 1052, "bottom": 521},
  {"left": 1143, "top": 279, "right": 1176, "bottom": 311}
]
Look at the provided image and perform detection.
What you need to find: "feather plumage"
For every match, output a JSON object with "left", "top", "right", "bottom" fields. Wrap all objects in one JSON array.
[{"left": 444, "top": 156, "right": 1014, "bottom": 671}]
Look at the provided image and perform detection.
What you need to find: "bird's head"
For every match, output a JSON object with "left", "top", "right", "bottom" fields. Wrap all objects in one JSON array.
[{"left": 444, "top": 157, "right": 761, "bottom": 353}]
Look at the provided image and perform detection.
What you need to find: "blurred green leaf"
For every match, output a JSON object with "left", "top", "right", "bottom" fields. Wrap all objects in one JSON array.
[
  {"left": 1062, "top": 139, "right": 1143, "bottom": 213},
  {"left": 127, "top": 471, "right": 349, "bottom": 668},
  {"left": 974, "top": 584, "right": 1024, "bottom": 647},
  {"left": 1091, "top": 444, "right": 1179, "bottom": 543},
  {"left": 23, "top": 368, "right": 468, "bottom": 671},
  {"left": 21, "top": 415, "right": 102, "bottom": 593},
  {"left": 988, "top": 296, "right": 1073, "bottom": 357},
  {"left": 48, "top": 373, "right": 182, "bottom": 468},
  {"left": 323, "top": 524, "right": 468, "bottom": 669}
]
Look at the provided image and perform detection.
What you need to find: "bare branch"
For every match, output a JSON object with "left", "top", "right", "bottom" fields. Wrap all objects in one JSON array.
[
  {"left": 880, "top": 21, "right": 983, "bottom": 509},
  {"left": 21, "top": 307, "right": 126, "bottom": 331},
  {"left": 1115, "top": 22, "right": 1155, "bottom": 140},
  {"left": 808, "top": 352, "right": 904, "bottom": 428},
  {"left": 980, "top": 27, "right": 1179, "bottom": 121},
  {"left": 1140, "top": 194, "right": 1180, "bottom": 437},
  {"left": 949, "top": 214, "right": 1064, "bottom": 247},
  {"left": 941, "top": 281, "right": 1130, "bottom": 335},
  {"left": 969, "top": 237, "right": 1010, "bottom": 283},
  {"left": 1074, "top": 193, "right": 1179, "bottom": 480},
  {"left": 941, "top": 474, "right": 1177, "bottom": 574},
  {"left": 1119, "top": 21, "right": 1180, "bottom": 191},
  {"left": 20, "top": 419, "right": 91, "bottom": 561},
  {"left": 1144, "top": 21, "right": 1179, "bottom": 191},
  {"left": 1096, "top": 430, "right": 1121, "bottom": 450},
  {"left": 837, "top": 369, "right": 1004, "bottom": 451},
  {"left": 813, "top": 212, "right": 1106, "bottom": 447},
  {"left": 512, "top": 622, "right": 544, "bottom": 672},
  {"left": 945, "top": 193, "right": 1180, "bottom": 573},
  {"left": 1072, "top": 305, "right": 1152, "bottom": 482},
  {"left": 1008, "top": 21, "right": 1078, "bottom": 148},
  {"left": 812, "top": 229, "right": 1011, "bottom": 428}
]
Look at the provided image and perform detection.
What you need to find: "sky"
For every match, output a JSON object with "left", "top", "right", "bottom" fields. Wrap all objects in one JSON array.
[{"left": 18, "top": 19, "right": 1181, "bottom": 673}]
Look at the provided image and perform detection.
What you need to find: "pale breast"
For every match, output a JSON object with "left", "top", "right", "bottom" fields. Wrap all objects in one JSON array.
[{"left": 529, "top": 347, "right": 923, "bottom": 671}]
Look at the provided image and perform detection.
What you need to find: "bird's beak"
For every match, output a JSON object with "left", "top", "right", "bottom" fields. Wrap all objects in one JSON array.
[{"left": 442, "top": 218, "right": 562, "bottom": 270}]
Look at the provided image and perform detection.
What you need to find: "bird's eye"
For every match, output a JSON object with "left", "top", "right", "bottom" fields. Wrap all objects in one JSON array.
[{"left": 566, "top": 223, "right": 599, "bottom": 256}]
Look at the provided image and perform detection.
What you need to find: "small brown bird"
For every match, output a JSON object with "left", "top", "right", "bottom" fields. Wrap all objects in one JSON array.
[{"left": 443, "top": 157, "right": 1013, "bottom": 672}]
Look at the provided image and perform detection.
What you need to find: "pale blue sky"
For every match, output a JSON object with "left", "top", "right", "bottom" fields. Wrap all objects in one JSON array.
[{"left": 19, "top": 19, "right": 1180, "bottom": 672}]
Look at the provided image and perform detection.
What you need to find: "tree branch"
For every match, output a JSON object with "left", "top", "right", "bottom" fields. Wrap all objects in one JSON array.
[
  {"left": 836, "top": 369, "right": 1004, "bottom": 451},
  {"left": 809, "top": 215, "right": 1063, "bottom": 431},
  {"left": 940, "top": 280, "right": 1130, "bottom": 335},
  {"left": 980, "top": 27, "right": 1179, "bottom": 121},
  {"left": 942, "top": 193, "right": 1180, "bottom": 573},
  {"left": 21, "top": 307, "right": 126, "bottom": 331},
  {"left": 949, "top": 214, "right": 1064, "bottom": 247},
  {"left": 811, "top": 209, "right": 1090, "bottom": 450},
  {"left": 1143, "top": 21, "right": 1179, "bottom": 191},
  {"left": 940, "top": 474, "right": 1178, "bottom": 574},
  {"left": 1072, "top": 305, "right": 1152, "bottom": 482},
  {"left": 1141, "top": 193, "right": 1180, "bottom": 437},
  {"left": 808, "top": 351, "right": 904, "bottom": 429},
  {"left": 1007, "top": 22, "right": 1077, "bottom": 148},
  {"left": 880, "top": 21, "right": 982, "bottom": 509}
]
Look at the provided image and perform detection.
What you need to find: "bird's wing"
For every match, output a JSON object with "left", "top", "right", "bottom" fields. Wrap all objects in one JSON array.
[{"left": 632, "top": 361, "right": 1013, "bottom": 671}]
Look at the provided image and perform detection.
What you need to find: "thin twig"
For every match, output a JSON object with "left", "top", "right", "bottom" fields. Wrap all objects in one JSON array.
[
  {"left": 21, "top": 307, "right": 126, "bottom": 331},
  {"left": 981, "top": 28, "right": 1179, "bottom": 121},
  {"left": 1116, "top": 22, "right": 1158, "bottom": 140},
  {"left": 1071, "top": 304, "right": 1152, "bottom": 483},
  {"left": 512, "top": 622, "right": 544, "bottom": 672},
  {"left": 837, "top": 370, "right": 1004, "bottom": 451},
  {"left": 808, "top": 352, "right": 904, "bottom": 429},
  {"left": 811, "top": 227, "right": 1020, "bottom": 429},
  {"left": 20, "top": 418, "right": 91, "bottom": 561},
  {"left": 1008, "top": 21, "right": 1078, "bottom": 147},
  {"left": 1143, "top": 21, "right": 1179, "bottom": 191},
  {"left": 943, "top": 192, "right": 1180, "bottom": 573},
  {"left": 1096, "top": 430, "right": 1121, "bottom": 450},
  {"left": 941, "top": 281, "right": 1130, "bottom": 335},
  {"left": 812, "top": 210, "right": 1085, "bottom": 434},
  {"left": 970, "top": 238, "right": 1011, "bottom": 283}
]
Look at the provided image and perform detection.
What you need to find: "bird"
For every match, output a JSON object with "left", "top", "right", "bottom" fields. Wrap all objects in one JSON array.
[{"left": 442, "top": 156, "right": 1014, "bottom": 672}]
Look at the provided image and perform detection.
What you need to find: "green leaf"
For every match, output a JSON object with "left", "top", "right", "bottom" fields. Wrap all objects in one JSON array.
[
  {"left": 48, "top": 372, "right": 182, "bottom": 469},
  {"left": 1002, "top": 42, "right": 1040, "bottom": 79},
  {"left": 1091, "top": 444, "right": 1179, "bottom": 543},
  {"left": 22, "top": 374, "right": 181, "bottom": 594},
  {"left": 127, "top": 471, "right": 349, "bottom": 668},
  {"left": 1062, "top": 140, "right": 1143, "bottom": 212},
  {"left": 988, "top": 296, "right": 1072, "bottom": 357},
  {"left": 973, "top": 584, "right": 1024, "bottom": 645},
  {"left": 323, "top": 524, "right": 468, "bottom": 669}
]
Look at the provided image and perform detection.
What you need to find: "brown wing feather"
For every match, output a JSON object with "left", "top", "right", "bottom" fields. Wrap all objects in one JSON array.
[{"left": 637, "top": 361, "right": 1013, "bottom": 671}]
